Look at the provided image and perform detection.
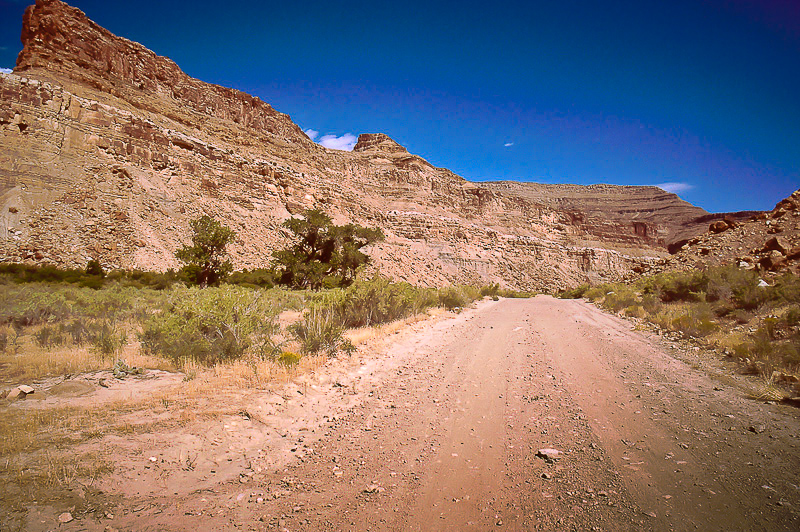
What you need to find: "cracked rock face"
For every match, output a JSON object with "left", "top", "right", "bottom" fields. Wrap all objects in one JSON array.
[{"left": 0, "top": 0, "right": 728, "bottom": 290}]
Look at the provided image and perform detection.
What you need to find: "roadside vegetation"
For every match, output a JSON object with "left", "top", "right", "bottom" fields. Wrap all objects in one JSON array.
[
  {"left": 559, "top": 265, "right": 800, "bottom": 384},
  {"left": 0, "top": 210, "right": 532, "bottom": 504}
]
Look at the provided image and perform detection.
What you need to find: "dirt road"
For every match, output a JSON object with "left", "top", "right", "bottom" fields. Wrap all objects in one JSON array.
[{"left": 84, "top": 297, "right": 800, "bottom": 530}]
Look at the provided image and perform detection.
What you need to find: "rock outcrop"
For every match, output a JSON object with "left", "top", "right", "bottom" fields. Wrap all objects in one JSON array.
[
  {"left": 660, "top": 190, "right": 800, "bottom": 276},
  {"left": 0, "top": 0, "right": 739, "bottom": 290}
]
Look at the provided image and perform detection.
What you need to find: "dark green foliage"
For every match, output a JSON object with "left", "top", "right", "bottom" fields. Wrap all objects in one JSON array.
[
  {"left": 34, "top": 325, "right": 66, "bottom": 349},
  {"left": 272, "top": 209, "right": 384, "bottom": 290},
  {"left": 785, "top": 307, "right": 800, "bottom": 327},
  {"left": 106, "top": 269, "right": 180, "bottom": 290},
  {"left": 175, "top": 215, "right": 236, "bottom": 287},
  {"left": 227, "top": 268, "right": 277, "bottom": 288},
  {"left": 0, "top": 263, "right": 102, "bottom": 287},
  {"left": 437, "top": 286, "right": 471, "bottom": 310},
  {"left": 558, "top": 284, "right": 590, "bottom": 299},
  {"left": 0, "top": 263, "right": 179, "bottom": 290},
  {"left": 641, "top": 270, "right": 708, "bottom": 302},
  {"left": 85, "top": 260, "right": 105, "bottom": 278}
]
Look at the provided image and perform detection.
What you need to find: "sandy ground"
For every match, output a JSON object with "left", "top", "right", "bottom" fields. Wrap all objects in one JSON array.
[{"left": 8, "top": 296, "right": 800, "bottom": 531}]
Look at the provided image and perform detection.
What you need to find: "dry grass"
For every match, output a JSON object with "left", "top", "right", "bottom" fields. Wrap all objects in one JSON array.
[
  {"left": 0, "top": 327, "right": 174, "bottom": 384},
  {"left": 0, "top": 294, "right": 452, "bottom": 509}
]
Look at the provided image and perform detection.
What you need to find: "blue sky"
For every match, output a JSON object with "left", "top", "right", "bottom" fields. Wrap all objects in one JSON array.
[{"left": 1, "top": 0, "right": 798, "bottom": 213}]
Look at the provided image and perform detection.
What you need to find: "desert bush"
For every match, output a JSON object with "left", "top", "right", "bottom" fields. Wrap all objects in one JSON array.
[
  {"left": 670, "top": 312, "right": 718, "bottom": 338},
  {"left": 641, "top": 270, "right": 708, "bottom": 302},
  {"left": 288, "top": 306, "right": 354, "bottom": 356},
  {"left": 785, "top": 306, "right": 800, "bottom": 327},
  {"left": 438, "top": 286, "right": 479, "bottom": 310},
  {"left": 601, "top": 287, "right": 639, "bottom": 313},
  {"left": 583, "top": 284, "right": 615, "bottom": 301},
  {"left": 227, "top": 268, "right": 277, "bottom": 288},
  {"left": 640, "top": 293, "right": 662, "bottom": 314},
  {"left": 335, "top": 277, "right": 431, "bottom": 328},
  {"left": 34, "top": 325, "right": 66, "bottom": 350},
  {"left": 731, "top": 282, "right": 768, "bottom": 311},
  {"left": 480, "top": 283, "right": 500, "bottom": 298},
  {"left": 769, "top": 273, "right": 800, "bottom": 304},
  {"left": 276, "top": 350, "right": 303, "bottom": 368},
  {"left": 59, "top": 319, "right": 90, "bottom": 346},
  {"left": 139, "top": 286, "right": 279, "bottom": 366},
  {"left": 498, "top": 288, "right": 534, "bottom": 298},
  {"left": 1, "top": 287, "right": 71, "bottom": 326},
  {"left": 559, "top": 285, "right": 590, "bottom": 299},
  {"left": 89, "top": 322, "right": 127, "bottom": 358},
  {"left": 730, "top": 309, "right": 755, "bottom": 324},
  {"left": 705, "top": 265, "right": 759, "bottom": 303}
]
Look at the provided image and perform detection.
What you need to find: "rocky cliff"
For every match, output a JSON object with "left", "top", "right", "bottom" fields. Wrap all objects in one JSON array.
[
  {"left": 0, "top": 0, "right": 726, "bottom": 290},
  {"left": 661, "top": 189, "right": 800, "bottom": 276}
]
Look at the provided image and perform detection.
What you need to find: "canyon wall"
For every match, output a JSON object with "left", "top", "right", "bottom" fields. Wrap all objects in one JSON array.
[{"left": 0, "top": 0, "right": 721, "bottom": 290}]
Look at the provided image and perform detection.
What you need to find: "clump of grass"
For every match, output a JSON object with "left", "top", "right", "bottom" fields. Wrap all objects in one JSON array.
[{"left": 289, "top": 306, "right": 354, "bottom": 357}]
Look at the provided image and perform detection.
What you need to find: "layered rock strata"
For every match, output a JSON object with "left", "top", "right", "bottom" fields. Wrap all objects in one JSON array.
[{"left": 0, "top": 0, "right": 724, "bottom": 290}]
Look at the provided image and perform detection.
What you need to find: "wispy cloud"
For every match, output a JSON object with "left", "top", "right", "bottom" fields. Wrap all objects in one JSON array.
[
  {"left": 304, "top": 128, "right": 319, "bottom": 141},
  {"left": 0, "top": 68, "right": 12, "bottom": 75},
  {"left": 656, "top": 182, "right": 694, "bottom": 194},
  {"left": 504, "top": 142, "right": 514, "bottom": 147},
  {"left": 319, "top": 133, "right": 357, "bottom": 151}
]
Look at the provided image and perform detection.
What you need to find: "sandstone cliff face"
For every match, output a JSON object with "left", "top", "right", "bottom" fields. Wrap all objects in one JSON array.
[
  {"left": 479, "top": 181, "right": 759, "bottom": 247},
  {"left": 0, "top": 0, "right": 710, "bottom": 290}
]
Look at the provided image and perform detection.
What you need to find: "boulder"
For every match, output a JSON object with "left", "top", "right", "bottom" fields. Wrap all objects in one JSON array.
[
  {"left": 759, "top": 250, "right": 786, "bottom": 271},
  {"left": 5, "top": 385, "right": 34, "bottom": 400},
  {"left": 709, "top": 220, "right": 730, "bottom": 233},
  {"left": 536, "top": 448, "right": 562, "bottom": 460},
  {"left": 764, "top": 236, "right": 789, "bottom": 255}
]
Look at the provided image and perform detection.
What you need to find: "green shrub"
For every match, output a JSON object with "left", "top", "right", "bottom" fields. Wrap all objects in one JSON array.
[
  {"left": 642, "top": 270, "right": 709, "bottom": 302},
  {"left": 730, "top": 309, "right": 754, "bottom": 325},
  {"left": 602, "top": 288, "right": 638, "bottom": 313},
  {"left": 559, "top": 284, "right": 590, "bottom": 299},
  {"left": 670, "top": 313, "right": 718, "bottom": 338},
  {"left": 34, "top": 325, "right": 66, "bottom": 349},
  {"left": 276, "top": 350, "right": 303, "bottom": 368},
  {"left": 770, "top": 273, "right": 800, "bottom": 304},
  {"left": 90, "top": 322, "right": 127, "bottom": 358},
  {"left": 624, "top": 305, "right": 646, "bottom": 318},
  {"left": 583, "top": 284, "right": 614, "bottom": 301},
  {"left": 785, "top": 307, "right": 800, "bottom": 327},
  {"left": 438, "top": 286, "right": 470, "bottom": 310},
  {"left": 337, "top": 277, "right": 426, "bottom": 327},
  {"left": 139, "top": 286, "right": 279, "bottom": 366},
  {"left": 480, "top": 283, "right": 500, "bottom": 298},
  {"left": 289, "top": 306, "right": 354, "bottom": 356},
  {"left": 227, "top": 268, "right": 277, "bottom": 288}
]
